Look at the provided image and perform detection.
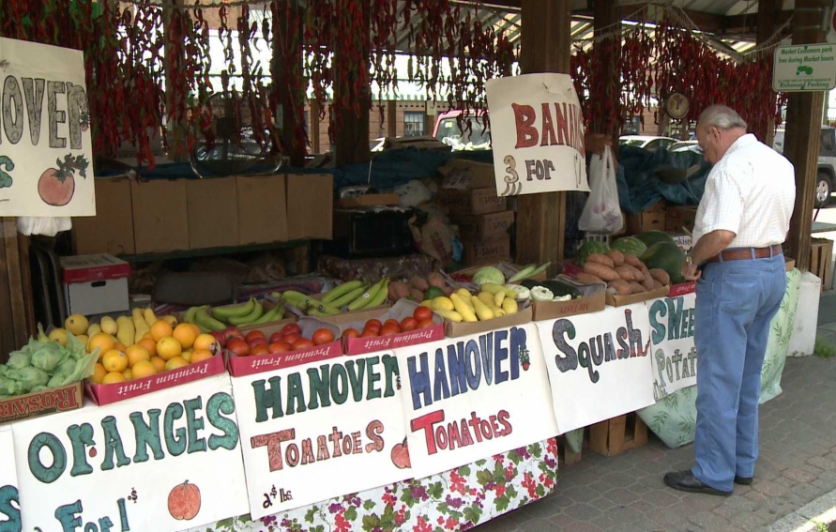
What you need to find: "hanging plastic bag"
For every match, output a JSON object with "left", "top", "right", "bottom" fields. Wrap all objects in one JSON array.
[{"left": 578, "top": 146, "right": 623, "bottom": 234}]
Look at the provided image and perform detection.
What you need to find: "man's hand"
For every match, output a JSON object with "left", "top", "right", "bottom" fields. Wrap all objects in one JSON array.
[
  {"left": 585, "top": 133, "right": 612, "bottom": 156},
  {"left": 682, "top": 260, "right": 702, "bottom": 281}
]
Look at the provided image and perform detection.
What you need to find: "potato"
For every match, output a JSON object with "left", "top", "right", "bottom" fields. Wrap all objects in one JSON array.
[
  {"left": 615, "top": 266, "right": 638, "bottom": 281},
  {"left": 443, "top": 286, "right": 455, "bottom": 296},
  {"left": 576, "top": 272, "right": 604, "bottom": 284},
  {"left": 606, "top": 249, "right": 625, "bottom": 267},
  {"left": 409, "top": 289, "right": 425, "bottom": 302},
  {"left": 410, "top": 277, "right": 429, "bottom": 292},
  {"left": 623, "top": 254, "right": 644, "bottom": 268},
  {"left": 608, "top": 279, "right": 631, "bottom": 295},
  {"left": 649, "top": 268, "right": 671, "bottom": 285},
  {"left": 628, "top": 281, "right": 647, "bottom": 294},
  {"left": 389, "top": 281, "right": 410, "bottom": 301},
  {"left": 427, "top": 272, "right": 446, "bottom": 289},
  {"left": 583, "top": 262, "right": 620, "bottom": 282},
  {"left": 587, "top": 253, "right": 615, "bottom": 268}
]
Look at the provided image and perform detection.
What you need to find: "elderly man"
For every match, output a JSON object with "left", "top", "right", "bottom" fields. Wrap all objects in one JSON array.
[{"left": 664, "top": 105, "right": 795, "bottom": 496}]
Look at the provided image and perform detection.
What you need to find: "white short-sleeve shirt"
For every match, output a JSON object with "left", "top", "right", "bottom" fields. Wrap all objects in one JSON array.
[{"left": 692, "top": 134, "right": 796, "bottom": 249}]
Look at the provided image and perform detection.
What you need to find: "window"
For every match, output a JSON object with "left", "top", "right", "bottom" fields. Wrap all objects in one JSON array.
[{"left": 404, "top": 111, "right": 426, "bottom": 137}]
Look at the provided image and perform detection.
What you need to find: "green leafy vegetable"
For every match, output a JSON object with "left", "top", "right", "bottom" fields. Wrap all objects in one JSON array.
[
  {"left": 32, "top": 342, "right": 64, "bottom": 372},
  {"left": 7, "top": 351, "right": 30, "bottom": 370}
]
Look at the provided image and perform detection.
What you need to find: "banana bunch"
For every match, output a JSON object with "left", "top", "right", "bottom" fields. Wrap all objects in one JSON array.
[
  {"left": 280, "top": 279, "right": 389, "bottom": 318},
  {"left": 183, "top": 298, "right": 286, "bottom": 332},
  {"left": 423, "top": 285, "right": 518, "bottom": 323}
]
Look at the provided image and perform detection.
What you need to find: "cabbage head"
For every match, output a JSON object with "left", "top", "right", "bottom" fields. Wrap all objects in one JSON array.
[
  {"left": 32, "top": 342, "right": 65, "bottom": 372},
  {"left": 47, "top": 374, "right": 66, "bottom": 389},
  {"left": 0, "top": 365, "right": 7, "bottom": 377},
  {"left": 7, "top": 351, "right": 30, "bottom": 370},
  {"left": 12, "top": 367, "right": 49, "bottom": 392},
  {"left": 472, "top": 266, "right": 505, "bottom": 286},
  {"left": 54, "top": 359, "right": 77, "bottom": 379},
  {"left": 30, "top": 385, "right": 47, "bottom": 393},
  {"left": 0, "top": 377, "right": 23, "bottom": 396}
]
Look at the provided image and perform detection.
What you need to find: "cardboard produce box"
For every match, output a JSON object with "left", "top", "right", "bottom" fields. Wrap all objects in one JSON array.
[
  {"left": 237, "top": 175, "right": 289, "bottom": 245},
  {"left": 452, "top": 210, "right": 514, "bottom": 241},
  {"left": 131, "top": 178, "right": 190, "bottom": 254},
  {"left": 61, "top": 254, "right": 131, "bottom": 316},
  {"left": 73, "top": 177, "right": 135, "bottom": 256},
  {"left": 462, "top": 235, "right": 511, "bottom": 265},
  {"left": 445, "top": 302, "right": 533, "bottom": 338},
  {"left": 337, "top": 300, "right": 444, "bottom": 355},
  {"left": 0, "top": 382, "right": 83, "bottom": 424},
  {"left": 626, "top": 210, "right": 666, "bottom": 235},
  {"left": 606, "top": 285, "right": 670, "bottom": 307},
  {"left": 287, "top": 173, "right": 333, "bottom": 240},
  {"left": 187, "top": 177, "right": 239, "bottom": 249},
  {"left": 437, "top": 188, "right": 507, "bottom": 215},
  {"left": 337, "top": 193, "right": 400, "bottom": 209},
  {"left": 438, "top": 159, "right": 497, "bottom": 189},
  {"left": 666, "top": 205, "right": 698, "bottom": 234},
  {"left": 530, "top": 276, "right": 607, "bottom": 321}
]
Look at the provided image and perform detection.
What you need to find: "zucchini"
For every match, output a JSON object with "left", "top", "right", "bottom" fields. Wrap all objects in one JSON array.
[{"left": 541, "top": 280, "right": 582, "bottom": 299}]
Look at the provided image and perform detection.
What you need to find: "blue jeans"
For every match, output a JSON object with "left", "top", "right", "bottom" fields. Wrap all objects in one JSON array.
[{"left": 692, "top": 252, "right": 786, "bottom": 492}]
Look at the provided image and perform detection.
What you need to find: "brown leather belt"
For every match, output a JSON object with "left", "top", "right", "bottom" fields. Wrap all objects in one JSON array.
[{"left": 706, "top": 244, "right": 783, "bottom": 264}]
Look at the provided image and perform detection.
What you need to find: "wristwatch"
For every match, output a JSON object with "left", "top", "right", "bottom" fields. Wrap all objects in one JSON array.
[{"left": 685, "top": 255, "right": 694, "bottom": 266}]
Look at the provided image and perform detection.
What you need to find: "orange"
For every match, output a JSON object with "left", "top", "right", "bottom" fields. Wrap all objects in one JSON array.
[
  {"left": 102, "top": 371, "right": 126, "bottom": 384},
  {"left": 165, "top": 356, "right": 189, "bottom": 371},
  {"left": 150, "top": 356, "right": 166, "bottom": 373},
  {"left": 90, "top": 363, "right": 107, "bottom": 384},
  {"left": 131, "top": 360, "right": 157, "bottom": 379},
  {"left": 126, "top": 345, "right": 151, "bottom": 367},
  {"left": 113, "top": 342, "right": 128, "bottom": 351},
  {"left": 151, "top": 320, "right": 174, "bottom": 342},
  {"left": 181, "top": 350, "right": 193, "bottom": 363},
  {"left": 156, "top": 337, "right": 182, "bottom": 361},
  {"left": 142, "top": 332, "right": 153, "bottom": 340},
  {"left": 122, "top": 368, "right": 133, "bottom": 380},
  {"left": 194, "top": 333, "right": 218, "bottom": 353},
  {"left": 88, "top": 333, "right": 115, "bottom": 357},
  {"left": 173, "top": 323, "right": 198, "bottom": 349},
  {"left": 190, "top": 323, "right": 202, "bottom": 337},
  {"left": 138, "top": 338, "right": 157, "bottom": 357},
  {"left": 190, "top": 349, "right": 214, "bottom": 364},
  {"left": 102, "top": 349, "right": 128, "bottom": 373}
]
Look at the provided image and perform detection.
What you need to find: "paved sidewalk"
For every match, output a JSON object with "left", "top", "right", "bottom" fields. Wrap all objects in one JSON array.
[{"left": 475, "top": 296, "right": 836, "bottom": 532}]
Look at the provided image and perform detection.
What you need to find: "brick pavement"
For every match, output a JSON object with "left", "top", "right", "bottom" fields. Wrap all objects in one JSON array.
[{"left": 475, "top": 352, "right": 836, "bottom": 531}]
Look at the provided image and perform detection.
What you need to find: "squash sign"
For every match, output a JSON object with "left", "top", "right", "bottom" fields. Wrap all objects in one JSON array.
[
  {"left": 0, "top": 37, "right": 95, "bottom": 217},
  {"left": 486, "top": 73, "right": 589, "bottom": 197}
]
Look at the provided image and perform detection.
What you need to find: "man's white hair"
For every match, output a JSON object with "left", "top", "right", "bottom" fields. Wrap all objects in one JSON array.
[{"left": 698, "top": 105, "right": 748, "bottom": 131}]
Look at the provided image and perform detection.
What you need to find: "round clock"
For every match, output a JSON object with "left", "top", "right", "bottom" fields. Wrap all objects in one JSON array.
[{"left": 666, "top": 93, "right": 690, "bottom": 119}]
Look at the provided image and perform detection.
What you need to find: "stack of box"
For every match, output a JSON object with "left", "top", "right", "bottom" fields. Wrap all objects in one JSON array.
[{"left": 436, "top": 160, "right": 512, "bottom": 265}]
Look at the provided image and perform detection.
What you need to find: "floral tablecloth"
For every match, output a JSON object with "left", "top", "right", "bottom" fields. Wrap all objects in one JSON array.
[{"left": 191, "top": 439, "right": 558, "bottom": 532}]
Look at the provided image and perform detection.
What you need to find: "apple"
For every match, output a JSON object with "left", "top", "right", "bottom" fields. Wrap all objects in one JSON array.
[{"left": 210, "top": 330, "right": 228, "bottom": 348}]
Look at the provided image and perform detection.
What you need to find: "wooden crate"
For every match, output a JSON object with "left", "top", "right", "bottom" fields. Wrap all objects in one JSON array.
[
  {"left": 557, "top": 434, "right": 583, "bottom": 466},
  {"left": 589, "top": 412, "right": 648, "bottom": 457},
  {"left": 810, "top": 238, "right": 834, "bottom": 291}
]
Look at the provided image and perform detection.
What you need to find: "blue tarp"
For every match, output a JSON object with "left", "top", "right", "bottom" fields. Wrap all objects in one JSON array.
[{"left": 617, "top": 146, "right": 711, "bottom": 214}]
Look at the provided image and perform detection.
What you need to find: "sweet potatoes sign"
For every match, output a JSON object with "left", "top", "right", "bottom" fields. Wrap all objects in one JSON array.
[
  {"left": 233, "top": 351, "right": 412, "bottom": 519},
  {"left": 395, "top": 323, "right": 558, "bottom": 479},
  {"left": 486, "top": 73, "right": 588, "bottom": 197},
  {"left": 0, "top": 37, "right": 95, "bottom": 217}
]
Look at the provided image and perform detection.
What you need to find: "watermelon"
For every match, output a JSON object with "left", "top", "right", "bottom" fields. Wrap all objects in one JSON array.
[
  {"left": 611, "top": 236, "right": 648, "bottom": 258},
  {"left": 636, "top": 230, "right": 677, "bottom": 248},
  {"left": 641, "top": 242, "right": 686, "bottom": 284},
  {"left": 576, "top": 241, "right": 610, "bottom": 267}
]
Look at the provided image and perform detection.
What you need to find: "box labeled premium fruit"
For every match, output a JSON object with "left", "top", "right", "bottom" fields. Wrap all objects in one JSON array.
[
  {"left": 0, "top": 382, "right": 83, "bottom": 424},
  {"left": 85, "top": 354, "right": 226, "bottom": 406},
  {"left": 339, "top": 300, "right": 444, "bottom": 355}
]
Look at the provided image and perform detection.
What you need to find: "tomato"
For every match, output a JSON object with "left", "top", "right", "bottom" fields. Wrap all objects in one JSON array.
[
  {"left": 417, "top": 318, "right": 435, "bottom": 329},
  {"left": 342, "top": 328, "right": 360, "bottom": 339},
  {"left": 400, "top": 317, "right": 419, "bottom": 332},
  {"left": 384, "top": 319, "right": 401, "bottom": 329},
  {"left": 414, "top": 307, "right": 433, "bottom": 322},
  {"left": 227, "top": 338, "right": 250, "bottom": 357},
  {"left": 283, "top": 333, "right": 301, "bottom": 345},
  {"left": 250, "top": 344, "right": 270, "bottom": 357},
  {"left": 365, "top": 319, "right": 383, "bottom": 331},
  {"left": 292, "top": 338, "right": 315, "bottom": 351},
  {"left": 361, "top": 329, "right": 379, "bottom": 338},
  {"left": 269, "top": 332, "right": 285, "bottom": 344},
  {"left": 313, "top": 328, "right": 335, "bottom": 346},
  {"left": 248, "top": 337, "right": 267, "bottom": 348},
  {"left": 381, "top": 325, "right": 400, "bottom": 336},
  {"left": 269, "top": 342, "right": 290, "bottom": 353},
  {"left": 282, "top": 323, "right": 302, "bottom": 336},
  {"left": 246, "top": 331, "right": 267, "bottom": 344}
]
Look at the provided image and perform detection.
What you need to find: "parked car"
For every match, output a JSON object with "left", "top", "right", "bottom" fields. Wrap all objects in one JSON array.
[
  {"left": 619, "top": 135, "right": 677, "bottom": 152},
  {"left": 670, "top": 140, "right": 702, "bottom": 154},
  {"left": 433, "top": 111, "right": 491, "bottom": 151},
  {"left": 773, "top": 127, "right": 836, "bottom": 207}
]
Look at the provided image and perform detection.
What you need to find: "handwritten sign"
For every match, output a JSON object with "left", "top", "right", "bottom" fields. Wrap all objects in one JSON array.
[
  {"left": 486, "top": 73, "right": 588, "bottom": 197},
  {"left": 773, "top": 44, "right": 836, "bottom": 92},
  {"left": 233, "top": 351, "right": 411, "bottom": 519},
  {"left": 0, "top": 426, "right": 20, "bottom": 531},
  {"left": 0, "top": 37, "right": 95, "bottom": 217},
  {"left": 537, "top": 304, "right": 656, "bottom": 434},
  {"left": 11, "top": 374, "right": 248, "bottom": 532},
  {"left": 395, "top": 323, "right": 558, "bottom": 479},
  {"left": 648, "top": 294, "right": 698, "bottom": 400}
]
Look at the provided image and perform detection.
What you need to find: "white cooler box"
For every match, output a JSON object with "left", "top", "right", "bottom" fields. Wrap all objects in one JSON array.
[{"left": 61, "top": 254, "right": 131, "bottom": 316}]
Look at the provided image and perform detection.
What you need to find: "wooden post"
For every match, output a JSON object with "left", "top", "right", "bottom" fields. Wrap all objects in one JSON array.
[
  {"left": 387, "top": 100, "right": 398, "bottom": 138},
  {"left": 783, "top": 0, "right": 828, "bottom": 270},
  {"left": 756, "top": 0, "right": 778, "bottom": 146},
  {"left": 0, "top": 218, "right": 34, "bottom": 361},
  {"left": 309, "top": 100, "right": 321, "bottom": 155},
  {"left": 516, "top": 0, "right": 572, "bottom": 270},
  {"left": 271, "top": 0, "right": 306, "bottom": 167},
  {"left": 334, "top": 0, "right": 371, "bottom": 166},
  {"left": 593, "top": 0, "right": 622, "bottom": 148}
]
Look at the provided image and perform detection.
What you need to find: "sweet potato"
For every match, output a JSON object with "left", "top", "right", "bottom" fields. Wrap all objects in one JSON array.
[
  {"left": 623, "top": 264, "right": 644, "bottom": 280},
  {"left": 653, "top": 279, "right": 665, "bottom": 289},
  {"left": 623, "top": 254, "right": 644, "bottom": 268},
  {"left": 427, "top": 272, "right": 446, "bottom": 289},
  {"left": 628, "top": 281, "right": 647, "bottom": 294},
  {"left": 587, "top": 253, "right": 615, "bottom": 268},
  {"left": 410, "top": 277, "right": 429, "bottom": 292},
  {"left": 583, "top": 262, "right": 620, "bottom": 282},
  {"left": 649, "top": 268, "right": 671, "bottom": 285},
  {"left": 409, "top": 289, "right": 425, "bottom": 302},
  {"left": 615, "top": 266, "right": 638, "bottom": 281},
  {"left": 389, "top": 281, "right": 410, "bottom": 301},
  {"left": 576, "top": 272, "right": 604, "bottom": 284},
  {"left": 642, "top": 275, "right": 656, "bottom": 291},
  {"left": 606, "top": 249, "right": 625, "bottom": 267},
  {"left": 608, "top": 279, "right": 631, "bottom": 295}
]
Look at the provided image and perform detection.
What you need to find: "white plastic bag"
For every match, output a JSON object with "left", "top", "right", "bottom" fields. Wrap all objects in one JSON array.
[{"left": 578, "top": 146, "right": 623, "bottom": 234}]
